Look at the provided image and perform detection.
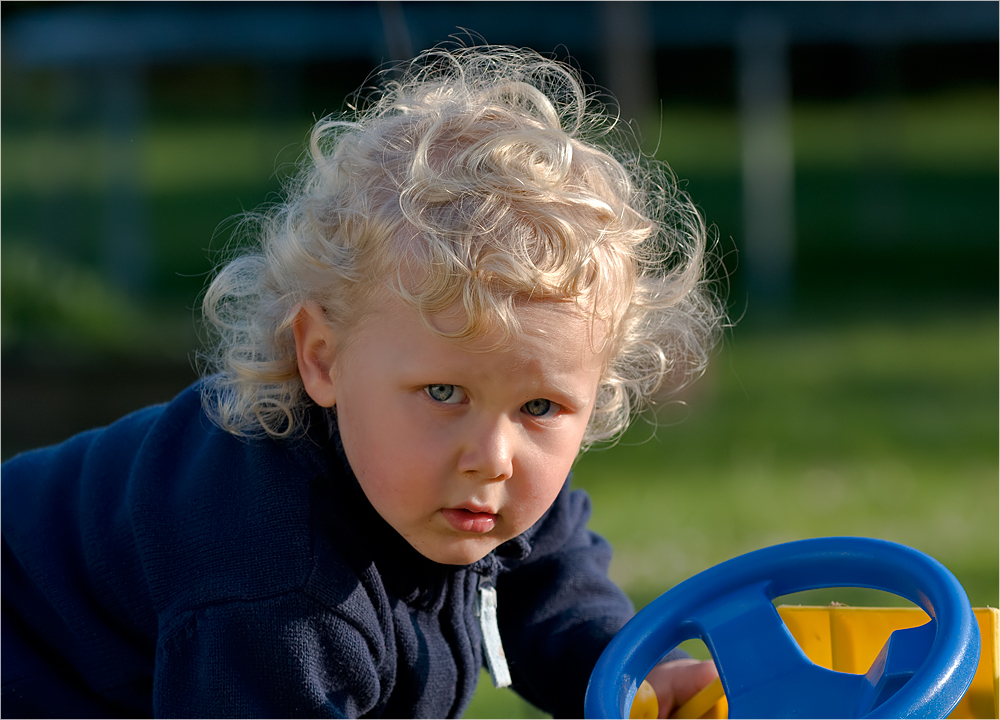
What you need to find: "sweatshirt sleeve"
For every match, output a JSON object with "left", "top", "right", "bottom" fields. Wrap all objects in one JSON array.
[
  {"left": 154, "top": 594, "right": 389, "bottom": 718},
  {"left": 495, "top": 482, "right": 635, "bottom": 718}
]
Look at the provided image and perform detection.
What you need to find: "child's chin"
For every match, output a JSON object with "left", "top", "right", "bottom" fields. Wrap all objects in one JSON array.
[{"left": 416, "top": 537, "right": 501, "bottom": 566}]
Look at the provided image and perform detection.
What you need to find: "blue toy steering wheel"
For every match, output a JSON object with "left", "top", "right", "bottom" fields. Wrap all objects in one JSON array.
[{"left": 585, "top": 537, "right": 979, "bottom": 719}]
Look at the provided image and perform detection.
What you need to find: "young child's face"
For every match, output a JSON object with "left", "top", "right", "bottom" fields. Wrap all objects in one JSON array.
[{"left": 326, "top": 297, "right": 605, "bottom": 565}]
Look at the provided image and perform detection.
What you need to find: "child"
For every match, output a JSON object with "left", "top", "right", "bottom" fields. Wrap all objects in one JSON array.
[{"left": 2, "top": 45, "right": 723, "bottom": 717}]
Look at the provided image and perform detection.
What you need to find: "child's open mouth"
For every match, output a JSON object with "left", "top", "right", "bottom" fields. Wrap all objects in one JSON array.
[{"left": 442, "top": 508, "right": 498, "bottom": 534}]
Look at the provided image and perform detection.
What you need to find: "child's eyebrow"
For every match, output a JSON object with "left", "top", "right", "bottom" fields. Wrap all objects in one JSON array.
[{"left": 532, "top": 381, "right": 595, "bottom": 410}]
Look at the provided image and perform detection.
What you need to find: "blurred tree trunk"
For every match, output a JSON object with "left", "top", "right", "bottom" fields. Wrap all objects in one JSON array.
[{"left": 600, "top": 1, "right": 657, "bottom": 137}]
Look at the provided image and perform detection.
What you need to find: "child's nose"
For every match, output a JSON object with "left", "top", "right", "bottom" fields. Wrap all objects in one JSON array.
[{"left": 457, "top": 415, "right": 514, "bottom": 481}]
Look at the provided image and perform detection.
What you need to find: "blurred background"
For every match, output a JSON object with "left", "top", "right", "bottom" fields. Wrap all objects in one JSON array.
[{"left": 2, "top": 2, "right": 996, "bottom": 716}]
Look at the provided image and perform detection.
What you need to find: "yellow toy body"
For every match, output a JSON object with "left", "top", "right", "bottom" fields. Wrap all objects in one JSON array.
[{"left": 673, "top": 606, "right": 998, "bottom": 719}]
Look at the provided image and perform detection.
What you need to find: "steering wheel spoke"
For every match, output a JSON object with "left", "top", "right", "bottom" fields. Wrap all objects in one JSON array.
[
  {"left": 692, "top": 583, "right": 810, "bottom": 694},
  {"left": 858, "top": 620, "right": 937, "bottom": 715},
  {"left": 690, "top": 582, "right": 864, "bottom": 718}
]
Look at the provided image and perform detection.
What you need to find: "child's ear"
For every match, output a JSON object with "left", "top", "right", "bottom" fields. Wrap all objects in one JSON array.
[{"left": 293, "top": 301, "right": 339, "bottom": 408}]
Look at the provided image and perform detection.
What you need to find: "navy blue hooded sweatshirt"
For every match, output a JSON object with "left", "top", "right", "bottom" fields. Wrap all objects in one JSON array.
[{"left": 1, "top": 381, "right": 645, "bottom": 717}]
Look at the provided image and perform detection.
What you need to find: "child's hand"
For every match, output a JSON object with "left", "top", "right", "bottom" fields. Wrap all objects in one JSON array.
[{"left": 642, "top": 658, "right": 719, "bottom": 719}]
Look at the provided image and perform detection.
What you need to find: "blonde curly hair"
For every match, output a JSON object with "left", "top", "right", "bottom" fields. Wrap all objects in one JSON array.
[{"left": 200, "top": 45, "right": 724, "bottom": 445}]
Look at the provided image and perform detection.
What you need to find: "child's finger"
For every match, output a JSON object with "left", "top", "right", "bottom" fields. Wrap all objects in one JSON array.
[{"left": 643, "top": 658, "right": 719, "bottom": 719}]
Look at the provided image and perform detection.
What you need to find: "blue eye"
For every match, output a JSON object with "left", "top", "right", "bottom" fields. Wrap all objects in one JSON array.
[
  {"left": 426, "top": 384, "right": 464, "bottom": 404},
  {"left": 523, "top": 398, "right": 554, "bottom": 417}
]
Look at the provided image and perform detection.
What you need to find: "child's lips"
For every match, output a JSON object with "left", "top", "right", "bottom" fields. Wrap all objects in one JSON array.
[{"left": 441, "top": 507, "right": 498, "bottom": 534}]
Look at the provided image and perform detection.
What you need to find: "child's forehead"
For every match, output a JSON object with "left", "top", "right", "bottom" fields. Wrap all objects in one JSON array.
[
  {"left": 364, "top": 290, "right": 609, "bottom": 357},
  {"left": 430, "top": 296, "right": 585, "bottom": 332}
]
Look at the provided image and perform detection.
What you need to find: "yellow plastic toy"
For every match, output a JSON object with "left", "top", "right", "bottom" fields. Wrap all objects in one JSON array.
[
  {"left": 671, "top": 606, "right": 999, "bottom": 719},
  {"left": 628, "top": 679, "right": 658, "bottom": 719}
]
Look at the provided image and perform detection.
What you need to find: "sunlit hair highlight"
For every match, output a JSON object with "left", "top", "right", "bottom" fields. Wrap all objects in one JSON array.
[{"left": 200, "top": 45, "right": 724, "bottom": 445}]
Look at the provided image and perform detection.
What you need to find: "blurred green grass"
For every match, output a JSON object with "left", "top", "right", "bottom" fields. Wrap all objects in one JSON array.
[{"left": 580, "top": 312, "right": 997, "bottom": 610}]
